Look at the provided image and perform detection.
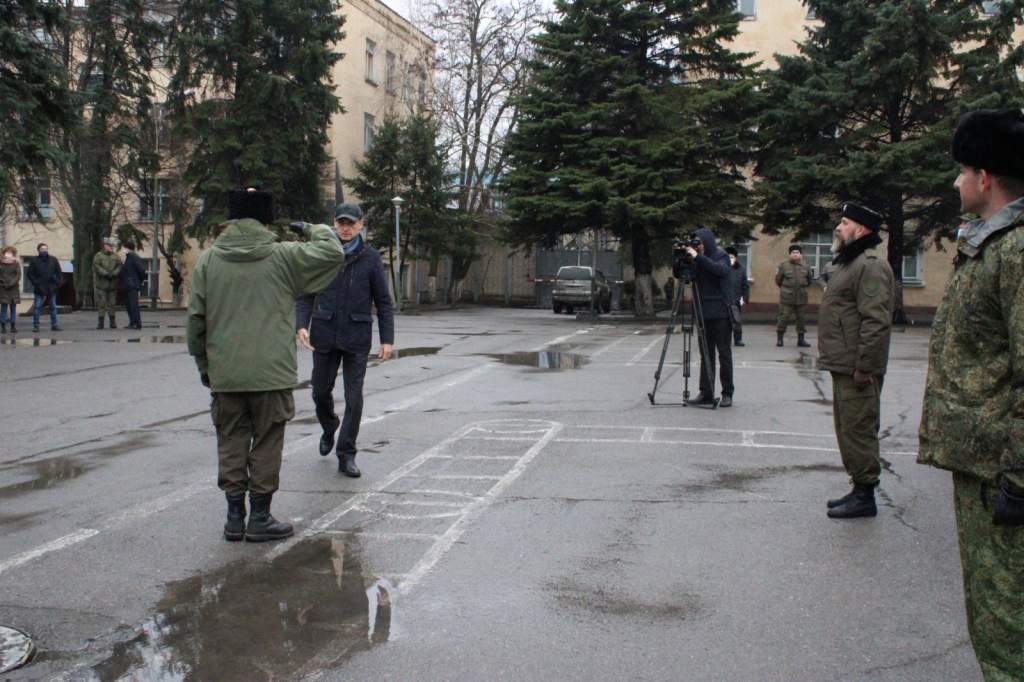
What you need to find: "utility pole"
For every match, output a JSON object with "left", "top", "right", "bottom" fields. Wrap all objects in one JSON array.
[{"left": 392, "top": 196, "right": 404, "bottom": 312}]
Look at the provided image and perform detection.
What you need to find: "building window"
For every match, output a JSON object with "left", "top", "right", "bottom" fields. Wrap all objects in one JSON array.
[
  {"left": 138, "top": 179, "right": 170, "bottom": 221},
  {"left": 418, "top": 70, "right": 428, "bottom": 106},
  {"left": 403, "top": 65, "right": 414, "bottom": 103},
  {"left": 903, "top": 248, "right": 923, "bottom": 285},
  {"left": 364, "top": 113, "right": 375, "bottom": 153},
  {"left": 800, "top": 230, "right": 833, "bottom": 279},
  {"left": 805, "top": 6, "right": 817, "bottom": 20},
  {"left": 139, "top": 257, "right": 156, "bottom": 299},
  {"left": 732, "top": 241, "right": 753, "bottom": 278},
  {"left": 386, "top": 51, "right": 397, "bottom": 93},
  {"left": 20, "top": 175, "right": 52, "bottom": 221},
  {"left": 365, "top": 39, "right": 377, "bottom": 84},
  {"left": 737, "top": 0, "right": 756, "bottom": 19},
  {"left": 981, "top": 1, "right": 1002, "bottom": 15},
  {"left": 20, "top": 257, "right": 33, "bottom": 294}
]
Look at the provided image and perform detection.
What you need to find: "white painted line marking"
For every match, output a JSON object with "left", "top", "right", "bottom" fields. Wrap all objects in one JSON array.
[
  {"left": 640, "top": 428, "right": 655, "bottom": 443},
  {"left": 0, "top": 529, "right": 100, "bottom": 575},
  {"left": 532, "top": 329, "right": 589, "bottom": 352},
  {"left": 590, "top": 336, "right": 630, "bottom": 358},
  {"left": 319, "top": 530, "right": 439, "bottom": 540},
  {"left": 422, "top": 474, "right": 503, "bottom": 481},
  {"left": 742, "top": 431, "right": 756, "bottom": 446},
  {"left": 383, "top": 511, "right": 463, "bottom": 520},
  {"left": 628, "top": 338, "right": 662, "bottom": 365}
]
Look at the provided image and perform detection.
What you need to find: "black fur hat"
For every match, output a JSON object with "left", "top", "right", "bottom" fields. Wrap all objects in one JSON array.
[
  {"left": 228, "top": 187, "right": 274, "bottom": 224},
  {"left": 725, "top": 245, "right": 739, "bottom": 256},
  {"left": 952, "top": 108, "right": 1024, "bottom": 180}
]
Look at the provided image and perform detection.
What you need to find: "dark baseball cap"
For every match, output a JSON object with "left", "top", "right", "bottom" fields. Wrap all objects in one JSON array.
[{"left": 335, "top": 203, "right": 364, "bottom": 221}]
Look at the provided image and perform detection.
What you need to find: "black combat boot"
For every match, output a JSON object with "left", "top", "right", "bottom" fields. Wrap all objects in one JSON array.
[
  {"left": 108, "top": 314, "right": 116, "bottom": 329},
  {"left": 224, "top": 492, "right": 246, "bottom": 541},
  {"left": 827, "top": 486, "right": 856, "bottom": 508},
  {"left": 797, "top": 333, "right": 811, "bottom": 348},
  {"left": 339, "top": 452, "right": 361, "bottom": 478},
  {"left": 827, "top": 483, "right": 878, "bottom": 519},
  {"left": 245, "top": 492, "right": 294, "bottom": 542},
  {"left": 776, "top": 331, "right": 784, "bottom": 347},
  {"left": 97, "top": 315, "right": 104, "bottom": 329}
]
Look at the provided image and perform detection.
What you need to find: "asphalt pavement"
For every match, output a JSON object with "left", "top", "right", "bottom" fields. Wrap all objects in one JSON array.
[{"left": 0, "top": 307, "right": 977, "bottom": 681}]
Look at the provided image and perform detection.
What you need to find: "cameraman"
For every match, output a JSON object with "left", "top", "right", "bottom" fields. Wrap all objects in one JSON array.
[{"left": 683, "top": 228, "right": 735, "bottom": 407}]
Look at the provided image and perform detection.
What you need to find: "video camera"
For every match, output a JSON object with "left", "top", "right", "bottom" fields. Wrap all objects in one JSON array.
[{"left": 672, "top": 234, "right": 702, "bottom": 280}]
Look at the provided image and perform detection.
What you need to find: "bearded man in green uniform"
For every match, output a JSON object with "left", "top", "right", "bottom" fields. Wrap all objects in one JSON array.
[
  {"left": 188, "top": 188, "right": 345, "bottom": 543},
  {"left": 918, "top": 109, "right": 1024, "bottom": 681},
  {"left": 92, "top": 238, "right": 122, "bottom": 329},
  {"left": 818, "top": 202, "right": 894, "bottom": 519},
  {"left": 775, "top": 244, "right": 813, "bottom": 347}
]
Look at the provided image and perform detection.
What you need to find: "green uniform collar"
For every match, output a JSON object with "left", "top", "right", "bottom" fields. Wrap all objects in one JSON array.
[{"left": 959, "top": 196, "right": 1024, "bottom": 258}]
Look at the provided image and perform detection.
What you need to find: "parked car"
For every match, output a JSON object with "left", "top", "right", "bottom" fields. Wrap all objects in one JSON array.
[{"left": 552, "top": 266, "right": 611, "bottom": 314}]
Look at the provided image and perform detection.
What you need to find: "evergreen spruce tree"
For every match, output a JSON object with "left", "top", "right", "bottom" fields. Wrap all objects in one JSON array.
[
  {"left": 755, "top": 0, "right": 1019, "bottom": 321},
  {"left": 168, "top": 0, "right": 344, "bottom": 235},
  {"left": 502, "top": 0, "right": 758, "bottom": 316}
]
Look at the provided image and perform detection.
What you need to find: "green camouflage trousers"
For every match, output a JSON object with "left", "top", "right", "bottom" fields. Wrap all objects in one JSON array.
[
  {"left": 777, "top": 303, "right": 807, "bottom": 333},
  {"left": 95, "top": 288, "right": 116, "bottom": 315},
  {"left": 831, "top": 372, "right": 882, "bottom": 485},
  {"left": 953, "top": 472, "right": 1024, "bottom": 681}
]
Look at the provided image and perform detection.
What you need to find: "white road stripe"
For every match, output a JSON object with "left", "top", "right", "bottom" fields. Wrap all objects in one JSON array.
[
  {"left": 0, "top": 529, "right": 100, "bottom": 575},
  {"left": 589, "top": 335, "right": 631, "bottom": 358},
  {"left": 627, "top": 337, "right": 663, "bottom": 365}
]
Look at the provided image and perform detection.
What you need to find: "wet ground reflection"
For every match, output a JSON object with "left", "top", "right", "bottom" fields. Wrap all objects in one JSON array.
[
  {"left": 0, "top": 337, "right": 72, "bottom": 346},
  {"left": 484, "top": 351, "right": 587, "bottom": 369},
  {"left": 90, "top": 536, "right": 392, "bottom": 681}
]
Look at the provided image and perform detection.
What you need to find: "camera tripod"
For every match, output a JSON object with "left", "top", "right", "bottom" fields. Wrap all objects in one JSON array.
[{"left": 646, "top": 274, "right": 719, "bottom": 409}]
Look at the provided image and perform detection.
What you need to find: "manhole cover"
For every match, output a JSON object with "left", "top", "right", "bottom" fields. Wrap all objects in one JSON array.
[{"left": 0, "top": 626, "right": 34, "bottom": 673}]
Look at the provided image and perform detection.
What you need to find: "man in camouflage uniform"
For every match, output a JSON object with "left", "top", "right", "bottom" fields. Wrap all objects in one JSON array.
[
  {"left": 92, "top": 238, "right": 122, "bottom": 329},
  {"left": 818, "top": 202, "right": 894, "bottom": 519},
  {"left": 775, "top": 244, "right": 813, "bottom": 347},
  {"left": 918, "top": 109, "right": 1024, "bottom": 681}
]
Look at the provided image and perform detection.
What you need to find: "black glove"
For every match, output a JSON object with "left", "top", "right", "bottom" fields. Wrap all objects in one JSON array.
[
  {"left": 287, "top": 221, "right": 307, "bottom": 237},
  {"left": 200, "top": 372, "right": 210, "bottom": 388},
  {"left": 993, "top": 480, "right": 1024, "bottom": 526}
]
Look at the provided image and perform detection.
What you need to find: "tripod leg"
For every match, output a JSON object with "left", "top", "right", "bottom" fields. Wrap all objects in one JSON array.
[
  {"left": 647, "top": 280, "right": 683, "bottom": 405},
  {"left": 690, "top": 281, "right": 720, "bottom": 409}
]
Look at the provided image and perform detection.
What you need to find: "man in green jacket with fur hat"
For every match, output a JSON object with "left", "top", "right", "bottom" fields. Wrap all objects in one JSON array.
[
  {"left": 187, "top": 188, "right": 344, "bottom": 543},
  {"left": 919, "top": 109, "right": 1024, "bottom": 681}
]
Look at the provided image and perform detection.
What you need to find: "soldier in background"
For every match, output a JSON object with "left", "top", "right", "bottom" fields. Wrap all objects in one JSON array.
[
  {"left": 818, "top": 202, "right": 894, "bottom": 519},
  {"left": 725, "top": 246, "right": 749, "bottom": 347},
  {"left": 92, "top": 238, "right": 122, "bottom": 329},
  {"left": 918, "top": 109, "right": 1024, "bottom": 679},
  {"left": 187, "top": 188, "right": 345, "bottom": 542},
  {"left": 775, "top": 244, "right": 812, "bottom": 347}
]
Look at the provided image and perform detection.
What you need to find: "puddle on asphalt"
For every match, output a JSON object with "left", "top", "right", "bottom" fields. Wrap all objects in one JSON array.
[
  {"left": 0, "top": 433, "right": 156, "bottom": 501},
  {"left": 0, "top": 337, "right": 73, "bottom": 346},
  {"left": 393, "top": 346, "right": 441, "bottom": 359},
  {"left": 107, "top": 336, "right": 187, "bottom": 344},
  {"left": 483, "top": 351, "right": 587, "bottom": 370},
  {"left": 89, "top": 536, "right": 393, "bottom": 681},
  {"left": 669, "top": 463, "right": 845, "bottom": 495}
]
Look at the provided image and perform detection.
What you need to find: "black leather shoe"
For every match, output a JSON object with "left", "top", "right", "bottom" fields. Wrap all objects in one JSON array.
[
  {"left": 797, "top": 333, "right": 811, "bottom": 348},
  {"left": 245, "top": 493, "right": 293, "bottom": 542},
  {"left": 224, "top": 493, "right": 246, "bottom": 541},
  {"left": 720, "top": 394, "right": 733, "bottom": 408},
  {"left": 319, "top": 423, "right": 338, "bottom": 457},
  {"left": 827, "top": 484, "right": 878, "bottom": 519},
  {"left": 734, "top": 339, "right": 745, "bottom": 347},
  {"left": 688, "top": 392, "right": 715, "bottom": 405},
  {"left": 339, "top": 453, "right": 361, "bottom": 478}
]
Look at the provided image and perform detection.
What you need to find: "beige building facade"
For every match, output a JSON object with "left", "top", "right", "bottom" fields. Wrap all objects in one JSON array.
[{"left": 0, "top": 0, "right": 433, "bottom": 314}]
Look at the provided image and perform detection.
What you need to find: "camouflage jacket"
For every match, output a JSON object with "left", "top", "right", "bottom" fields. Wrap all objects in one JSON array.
[
  {"left": 775, "top": 260, "right": 812, "bottom": 305},
  {"left": 918, "top": 197, "right": 1024, "bottom": 489},
  {"left": 92, "top": 251, "right": 122, "bottom": 292}
]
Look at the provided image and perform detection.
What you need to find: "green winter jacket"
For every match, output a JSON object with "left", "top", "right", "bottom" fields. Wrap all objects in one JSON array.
[
  {"left": 918, "top": 198, "right": 1024, "bottom": 489},
  {"left": 187, "top": 219, "right": 344, "bottom": 392},
  {"left": 92, "top": 251, "right": 122, "bottom": 292},
  {"left": 775, "top": 260, "right": 813, "bottom": 305},
  {"left": 816, "top": 234, "right": 894, "bottom": 376}
]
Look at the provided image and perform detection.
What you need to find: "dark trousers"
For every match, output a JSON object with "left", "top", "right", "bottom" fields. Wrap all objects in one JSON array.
[
  {"left": 211, "top": 390, "right": 295, "bottom": 496},
  {"left": 732, "top": 306, "right": 743, "bottom": 342},
  {"left": 311, "top": 349, "right": 369, "bottom": 457},
  {"left": 831, "top": 372, "right": 883, "bottom": 485},
  {"left": 125, "top": 287, "right": 141, "bottom": 327},
  {"left": 698, "top": 318, "right": 734, "bottom": 397}
]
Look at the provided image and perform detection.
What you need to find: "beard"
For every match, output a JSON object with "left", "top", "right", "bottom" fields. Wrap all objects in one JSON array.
[{"left": 831, "top": 235, "right": 845, "bottom": 255}]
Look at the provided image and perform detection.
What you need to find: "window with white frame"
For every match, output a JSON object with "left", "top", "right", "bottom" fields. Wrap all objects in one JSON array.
[
  {"left": 737, "top": 0, "right": 756, "bottom": 19},
  {"left": 800, "top": 230, "right": 833, "bottom": 278},
  {"left": 982, "top": 1, "right": 1003, "bottom": 16},
  {"left": 732, "top": 240, "right": 753, "bottom": 279},
  {"left": 364, "top": 113, "right": 375, "bottom": 153},
  {"left": 365, "top": 39, "right": 377, "bottom": 83},
  {"left": 20, "top": 175, "right": 52, "bottom": 220},
  {"left": 403, "top": 65, "right": 414, "bottom": 103},
  {"left": 386, "top": 51, "right": 397, "bottom": 93},
  {"left": 139, "top": 257, "right": 156, "bottom": 299},
  {"left": 902, "top": 248, "right": 923, "bottom": 284},
  {"left": 138, "top": 179, "right": 170, "bottom": 221}
]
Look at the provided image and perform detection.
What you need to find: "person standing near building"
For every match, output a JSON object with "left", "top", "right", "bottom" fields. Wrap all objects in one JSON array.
[
  {"left": 818, "top": 202, "right": 893, "bottom": 519},
  {"left": 27, "top": 242, "right": 61, "bottom": 332},
  {"left": 121, "top": 241, "right": 147, "bottom": 330},
  {"left": 0, "top": 246, "right": 21, "bottom": 333},
  {"left": 775, "top": 244, "right": 813, "bottom": 347},
  {"left": 188, "top": 188, "right": 345, "bottom": 542},
  {"left": 296, "top": 203, "right": 394, "bottom": 478},
  {"left": 725, "top": 246, "right": 749, "bottom": 347},
  {"left": 92, "top": 238, "right": 122, "bottom": 329},
  {"left": 918, "top": 109, "right": 1024, "bottom": 680}
]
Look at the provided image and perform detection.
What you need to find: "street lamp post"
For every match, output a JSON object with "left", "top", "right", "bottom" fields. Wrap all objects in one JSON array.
[
  {"left": 149, "top": 105, "right": 162, "bottom": 310},
  {"left": 392, "top": 196, "right": 404, "bottom": 312}
]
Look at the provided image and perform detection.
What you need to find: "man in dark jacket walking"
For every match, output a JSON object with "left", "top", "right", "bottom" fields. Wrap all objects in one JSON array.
[
  {"left": 725, "top": 246, "right": 749, "bottom": 347},
  {"left": 297, "top": 203, "right": 395, "bottom": 478},
  {"left": 681, "top": 228, "right": 735, "bottom": 407},
  {"left": 121, "top": 241, "right": 147, "bottom": 329},
  {"left": 27, "top": 242, "right": 62, "bottom": 332}
]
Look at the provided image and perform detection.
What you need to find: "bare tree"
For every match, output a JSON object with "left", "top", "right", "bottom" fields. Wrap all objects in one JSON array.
[{"left": 415, "top": 0, "right": 545, "bottom": 302}]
